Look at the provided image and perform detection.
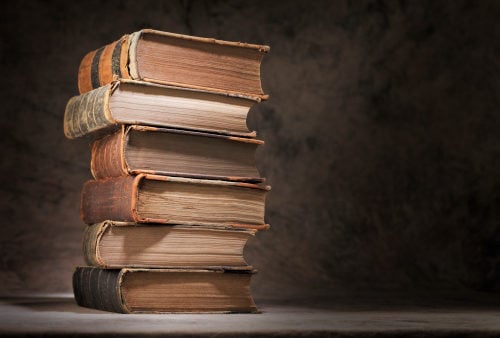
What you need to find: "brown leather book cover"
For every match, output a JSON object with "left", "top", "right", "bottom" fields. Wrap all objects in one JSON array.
[
  {"left": 76, "top": 29, "right": 269, "bottom": 100},
  {"left": 90, "top": 126, "right": 127, "bottom": 178},
  {"left": 90, "top": 125, "right": 264, "bottom": 182},
  {"left": 80, "top": 175, "right": 139, "bottom": 224},
  {"left": 78, "top": 35, "right": 130, "bottom": 94},
  {"left": 80, "top": 174, "right": 270, "bottom": 228}
]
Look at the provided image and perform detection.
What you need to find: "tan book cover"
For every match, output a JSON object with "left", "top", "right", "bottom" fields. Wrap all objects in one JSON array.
[
  {"left": 83, "top": 221, "right": 259, "bottom": 268},
  {"left": 64, "top": 80, "right": 258, "bottom": 139}
]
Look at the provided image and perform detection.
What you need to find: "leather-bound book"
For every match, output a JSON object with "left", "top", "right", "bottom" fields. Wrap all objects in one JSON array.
[
  {"left": 83, "top": 221, "right": 265, "bottom": 269},
  {"left": 78, "top": 29, "right": 269, "bottom": 100},
  {"left": 80, "top": 174, "right": 270, "bottom": 227},
  {"left": 90, "top": 125, "right": 263, "bottom": 182},
  {"left": 64, "top": 80, "right": 258, "bottom": 139},
  {"left": 73, "top": 267, "right": 258, "bottom": 313}
]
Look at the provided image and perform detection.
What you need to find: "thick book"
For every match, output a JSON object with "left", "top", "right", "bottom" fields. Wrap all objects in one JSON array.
[
  {"left": 83, "top": 221, "right": 261, "bottom": 268},
  {"left": 64, "top": 80, "right": 258, "bottom": 139},
  {"left": 78, "top": 29, "right": 269, "bottom": 100},
  {"left": 81, "top": 174, "right": 270, "bottom": 226},
  {"left": 90, "top": 125, "right": 263, "bottom": 182},
  {"left": 73, "top": 267, "right": 258, "bottom": 313}
]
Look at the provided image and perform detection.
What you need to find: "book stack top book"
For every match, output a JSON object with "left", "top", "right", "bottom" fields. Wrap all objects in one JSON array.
[{"left": 78, "top": 29, "right": 269, "bottom": 100}]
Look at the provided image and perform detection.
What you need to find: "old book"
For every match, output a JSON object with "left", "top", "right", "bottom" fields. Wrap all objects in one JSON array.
[
  {"left": 91, "top": 125, "right": 263, "bottom": 182},
  {"left": 73, "top": 267, "right": 257, "bottom": 313},
  {"left": 83, "top": 221, "right": 261, "bottom": 268},
  {"left": 78, "top": 29, "right": 269, "bottom": 99},
  {"left": 81, "top": 174, "right": 270, "bottom": 226},
  {"left": 64, "top": 80, "right": 258, "bottom": 139}
]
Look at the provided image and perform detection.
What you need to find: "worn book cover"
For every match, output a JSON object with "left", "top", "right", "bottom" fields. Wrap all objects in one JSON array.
[
  {"left": 90, "top": 125, "right": 264, "bottom": 182},
  {"left": 73, "top": 267, "right": 258, "bottom": 313},
  {"left": 78, "top": 29, "right": 269, "bottom": 100},
  {"left": 64, "top": 80, "right": 258, "bottom": 139},
  {"left": 83, "top": 221, "right": 263, "bottom": 268},
  {"left": 80, "top": 174, "right": 270, "bottom": 227}
]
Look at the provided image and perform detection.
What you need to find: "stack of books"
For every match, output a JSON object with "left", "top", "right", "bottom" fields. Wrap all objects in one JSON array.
[{"left": 63, "top": 29, "right": 270, "bottom": 313}]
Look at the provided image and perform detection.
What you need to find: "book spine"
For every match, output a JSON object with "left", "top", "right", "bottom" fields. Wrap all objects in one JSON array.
[
  {"left": 73, "top": 267, "right": 127, "bottom": 313},
  {"left": 78, "top": 35, "right": 131, "bottom": 94},
  {"left": 63, "top": 84, "right": 114, "bottom": 139},
  {"left": 80, "top": 175, "right": 141, "bottom": 224},
  {"left": 91, "top": 127, "right": 128, "bottom": 179},
  {"left": 83, "top": 222, "right": 109, "bottom": 267}
]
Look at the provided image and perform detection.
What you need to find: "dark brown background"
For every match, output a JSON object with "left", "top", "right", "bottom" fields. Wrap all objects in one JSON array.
[{"left": 0, "top": 0, "right": 499, "bottom": 302}]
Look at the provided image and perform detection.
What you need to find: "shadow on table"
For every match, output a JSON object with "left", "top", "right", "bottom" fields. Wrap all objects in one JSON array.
[{"left": 0, "top": 296, "right": 103, "bottom": 314}]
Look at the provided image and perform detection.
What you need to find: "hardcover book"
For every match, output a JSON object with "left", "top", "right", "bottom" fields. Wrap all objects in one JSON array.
[
  {"left": 83, "top": 221, "right": 263, "bottom": 268},
  {"left": 73, "top": 267, "right": 258, "bottom": 313},
  {"left": 64, "top": 80, "right": 258, "bottom": 139},
  {"left": 78, "top": 29, "right": 269, "bottom": 99},
  {"left": 80, "top": 174, "right": 270, "bottom": 226},
  {"left": 90, "top": 125, "right": 263, "bottom": 182}
]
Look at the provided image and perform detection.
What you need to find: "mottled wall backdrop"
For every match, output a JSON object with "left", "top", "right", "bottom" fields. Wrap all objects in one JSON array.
[{"left": 0, "top": 0, "right": 499, "bottom": 300}]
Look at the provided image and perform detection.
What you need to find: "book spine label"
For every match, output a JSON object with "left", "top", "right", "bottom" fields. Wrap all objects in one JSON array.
[
  {"left": 83, "top": 222, "right": 109, "bottom": 267},
  {"left": 63, "top": 84, "right": 114, "bottom": 139},
  {"left": 78, "top": 36, "right": 131, "bottom": 94},
  {"left": 73, "top": 267, "right": 127, "bottom": 313},
  {"left": 80, "top": 175, "right": 140, "bottom": 224},
  {"left": 91, "top": 127, "right": 128, "bottom": 179}
]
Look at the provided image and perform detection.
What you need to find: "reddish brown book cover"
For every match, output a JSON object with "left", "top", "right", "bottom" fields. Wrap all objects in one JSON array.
[{"left": 80, "top": 174, "right": 270, "bottom": 228}]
